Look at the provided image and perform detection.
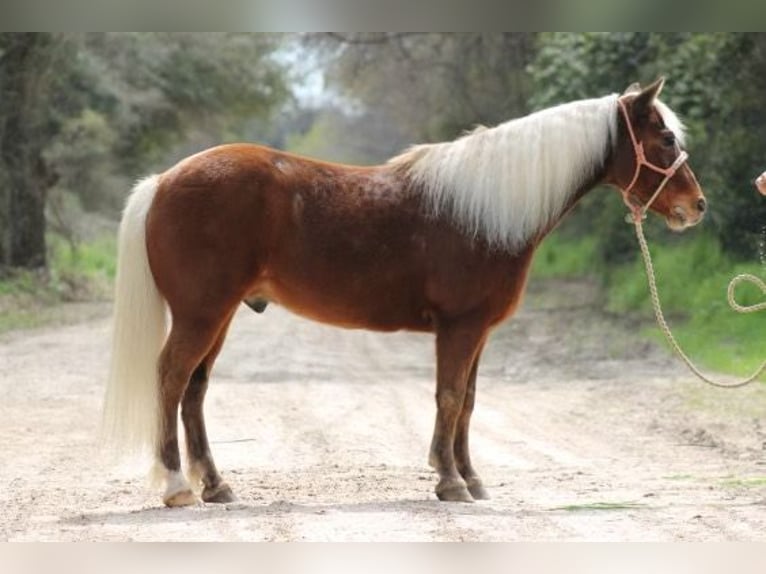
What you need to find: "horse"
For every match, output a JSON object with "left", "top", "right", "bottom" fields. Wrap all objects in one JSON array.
[
  {"left": 102, "top": 77, "right": 706, "bottom": 506},
  {"left": 756, "top": 170, "right": 766, "bottom": 195}
]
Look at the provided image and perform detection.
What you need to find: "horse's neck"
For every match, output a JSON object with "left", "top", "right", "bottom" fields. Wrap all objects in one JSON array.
[{"left": 533, "top": 162, "right": 612, "bottom": 243}]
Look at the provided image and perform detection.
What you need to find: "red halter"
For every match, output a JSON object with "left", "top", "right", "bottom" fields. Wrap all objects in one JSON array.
[{"left": 617, "top": 97, "right": 689, "bottom": 223}]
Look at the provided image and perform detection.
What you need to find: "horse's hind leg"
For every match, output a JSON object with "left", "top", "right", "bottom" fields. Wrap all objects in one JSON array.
[
  {"left": 453, "top": 351, "right": 490, "bottom": 500},
  {"left": 182, "top": 314, "right": 236, "bottom": 503},
  {"left": 156, "top": 318, "right": 223, "bottom": 507}
]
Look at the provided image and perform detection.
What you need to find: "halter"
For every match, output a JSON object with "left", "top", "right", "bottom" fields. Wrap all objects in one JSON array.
[{"left": 617, "top": 97, "right": 689, "bottom": 223}]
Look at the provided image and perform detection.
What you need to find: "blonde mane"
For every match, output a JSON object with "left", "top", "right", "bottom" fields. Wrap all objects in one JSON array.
[{"left": 389, "top": 94, "right": 621, "bottom": 251}]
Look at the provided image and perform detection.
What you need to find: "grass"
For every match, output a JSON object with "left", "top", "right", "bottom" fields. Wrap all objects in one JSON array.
[
  {"left": 48, "top": 233, "right": 117, "bottom": 296},
  {"left": 720, "top": 476, "right": 766, "bottom": 488},
  {"left": 532, "top": 229, "right": 766, "bottom": 379},
  {"left": 606, "top": 233, "right": 765, "bottom": 377},
  {"left": 550, "top": 501, "right": 646, "bottom": 512},
  {"left": 531, "top": 234, "right": 600, "bottom": 279},
  {"left": 0, "top": 232, "right": 116, "bottom": 334}
]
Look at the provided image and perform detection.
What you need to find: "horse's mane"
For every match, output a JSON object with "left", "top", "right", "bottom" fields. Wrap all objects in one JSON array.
[{"left": 389, "top": 94, "right": 622, "bottom": 251}]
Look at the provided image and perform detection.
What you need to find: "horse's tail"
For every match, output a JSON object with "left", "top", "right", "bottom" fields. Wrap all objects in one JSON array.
[{"left": 102, "top": 175, "right": 166, "bottom": 459}]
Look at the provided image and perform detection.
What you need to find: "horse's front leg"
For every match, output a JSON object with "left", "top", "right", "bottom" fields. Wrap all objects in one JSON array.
[
  {"left": 453, "top": 352, "right": 490, "bottom": 500},
  {"left": 429, "top": 320, "right": 487, "bottom": 502}
]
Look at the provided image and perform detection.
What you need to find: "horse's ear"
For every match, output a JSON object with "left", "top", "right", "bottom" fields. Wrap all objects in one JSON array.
[
  {"left": 623, "top": 82, "right": 641, "bottom": 95},
  {"left": 632, "top": 76, "right": 665, "bottom": 116}
]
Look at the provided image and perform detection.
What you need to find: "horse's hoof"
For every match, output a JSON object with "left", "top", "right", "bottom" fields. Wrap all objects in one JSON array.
[
  {"left": 163, "top": 488, "right": 198, "bottom": 507},
  {"left": 435, "top": 479, "right": 474, "bottom": 503},
  {"left": 202, "top": 482, "right": 237, "bottom": 503},
  {"left": 466, "top": 479, "right": 490, "bottom": 500}
]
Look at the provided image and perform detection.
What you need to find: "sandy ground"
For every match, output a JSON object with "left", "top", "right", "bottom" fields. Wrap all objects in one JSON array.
[{"left": 1, "top": 280, "right": 765, "bottom": 541}]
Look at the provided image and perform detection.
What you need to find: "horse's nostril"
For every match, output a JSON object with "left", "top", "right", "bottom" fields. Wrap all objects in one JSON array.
[{"left": 697, "top": 198, "right": 707, "bottom": 213}]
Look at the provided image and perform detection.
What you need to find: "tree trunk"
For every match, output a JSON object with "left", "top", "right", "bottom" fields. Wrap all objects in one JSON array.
[{"left": 0, "top": 33, "right": 57, "bottom": 270}]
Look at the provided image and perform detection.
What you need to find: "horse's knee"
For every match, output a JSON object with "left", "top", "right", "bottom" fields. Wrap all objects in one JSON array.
[{"left": 435, "top": 389, "right": 463, "bottom": 412}]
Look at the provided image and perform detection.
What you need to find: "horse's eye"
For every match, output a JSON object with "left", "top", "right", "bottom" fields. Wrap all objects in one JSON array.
[{"left": 663, "top": 133, "right": 676, "bottom": 147}]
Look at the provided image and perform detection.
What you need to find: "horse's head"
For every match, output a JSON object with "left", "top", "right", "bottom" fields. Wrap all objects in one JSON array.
[{"left": 611, "top": 77, "right": 706, "bottom": 230}]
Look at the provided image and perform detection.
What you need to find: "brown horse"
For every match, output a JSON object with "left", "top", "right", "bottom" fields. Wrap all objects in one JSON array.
[{"left": 103, "top": 78, "right": 705, "bottom": 506}]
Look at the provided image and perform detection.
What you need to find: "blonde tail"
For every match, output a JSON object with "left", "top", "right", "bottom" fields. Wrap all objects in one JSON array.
[{"left": 102, "top": 175, "right": 167, "bottom": 459}]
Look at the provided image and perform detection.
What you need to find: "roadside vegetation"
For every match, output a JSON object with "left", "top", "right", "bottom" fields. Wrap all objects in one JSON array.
[
  {"left": 532, "top": 227, "right": 765, "bottom": 376},
  {"left": 0, "top": 230, "right": 116, "bottom": 333}
]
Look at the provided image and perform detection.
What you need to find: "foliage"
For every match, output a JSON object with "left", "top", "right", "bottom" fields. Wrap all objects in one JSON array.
[
  {"left": 0, "top": 33, "right": 291, "bottom": 273},
  {"left": 536, "top": 226, "right": 766, "bottom": 376},
  {"left": 75, "top": 33, "right": 289, "bottom": 174},
  {"left": 0, "top": 33, "right": 71, "bottom": 268},
  {"left": 284, "top": 105, "right": 410, "bottom": 164},
  {"left": 530, "top": 233, "right": 599, "bottom": 280},
  {"left": 45, "top": 109, "right": 119, "bottom": 213},
  {"left": 314, "top": 33, "right": 537, "bottom": 148},
  {"left": 529, "top": 33, "right": 654, "bottom": 110},
  {"left": 48, "top": 232, "right": 117, "bottom": 293},
  {"left": 0, "top": 232, "right": 117, "bottom": 333},
  {"left": 605, "top": 230, "right": 765, "bottom": 376},
  {"left": 524, "top": 33, "right": 766, "bottom": 376}
]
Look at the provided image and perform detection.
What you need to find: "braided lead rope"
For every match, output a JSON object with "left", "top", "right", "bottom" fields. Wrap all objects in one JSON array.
[{"left": 633, "top": 217, "right": 766, "bottom": 388}]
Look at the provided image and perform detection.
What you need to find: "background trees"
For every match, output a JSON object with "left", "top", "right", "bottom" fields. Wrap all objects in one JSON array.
[
  {"left": 0, "top": 33, "right": 64, "bottom": 269},
  {"left": 1, "top": 32, "right": 764, "bottom": 272},
  {"left": 1, "top": 32, "right": 763, "bottom": 372},
  {"left": 0, "top": 32, "right": 288, "bottom": 272},
  {"left": 307, "top": 32, "right": 766, "bottom": 267},
  {"left": 526, "top": 33, "right": 766, "bottom": 263}
]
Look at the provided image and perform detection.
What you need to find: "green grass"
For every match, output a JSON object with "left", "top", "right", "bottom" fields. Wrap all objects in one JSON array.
[
  {"left": 0, "top": 269, "right": 60, "bottom": 332},
  {"left": 532, "top": 229, "right": 766, "bottom": 379},
  {"left": 605, "top": 233, "right": 765, "bottom": 378},
  {"left": 48, "top": 233, "right": 117, "bottom": 296},
  {"left": 720, "top": 476, "right": 766, "bottom": 488},
  {"left": 550, "top": 501, "right": 646, "bottom": 512},
  {"left": 531, "top": 234, "right": 600, "bottom": 279},
  {"left": 0, "top": 232, "right": 116, "bottom": 334}
]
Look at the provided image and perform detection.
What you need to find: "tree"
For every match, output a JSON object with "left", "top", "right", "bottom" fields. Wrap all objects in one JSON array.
[
  {"left": 654, "top": 33, "right": 766, "bottom": 257},
  {"left": 312, "top": 33, "right": 537, "bottom": 146},
  {"left": 0, "top": 33, "right": 68, "bottom": 269},
  {"left": 76, "top": 33, "right": 289, "bottom": 175},
  {"left": 0, "top": 33, "right": 291, "bottom": 272}
]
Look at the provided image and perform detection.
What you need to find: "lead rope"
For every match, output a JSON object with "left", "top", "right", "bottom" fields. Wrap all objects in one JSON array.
[{"left": 632, "top": 216, "right": 766, "bottom": 388}]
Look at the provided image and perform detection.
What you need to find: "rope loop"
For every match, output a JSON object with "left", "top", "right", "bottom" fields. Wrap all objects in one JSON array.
[{"left": 727, "top": 274, "right": 766, "bottom": 313}]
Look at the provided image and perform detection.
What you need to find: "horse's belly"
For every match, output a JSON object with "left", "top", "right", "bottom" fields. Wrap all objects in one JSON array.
[{"left": 252, "top": 276, "right": 434, "bottom": 333}]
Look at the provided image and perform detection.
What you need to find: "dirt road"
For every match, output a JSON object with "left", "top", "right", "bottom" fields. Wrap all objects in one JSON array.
[{"left": 2, "top": 280, "right": 765, "bottom": 541}]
